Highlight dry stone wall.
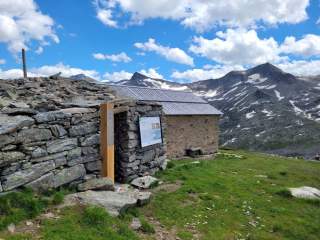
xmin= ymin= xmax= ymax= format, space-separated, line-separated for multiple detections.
xmin=0 ymin=107 xmax=102 ymax=193
xmin=114 ymin=101 xmax=167 ymax=183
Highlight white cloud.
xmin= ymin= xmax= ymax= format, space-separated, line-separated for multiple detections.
xmin=93 ymin=52 xmax=132 ymax=62
xmin=280 ymin=34 xmax=320 ymax=57
xmin=0 ymin=0 xmax=59 ymax=54
xmin=317 ymin=18 xmax=320 ymax=25
xmin=0 ymin=59 xmax=5 ymax=64
xmin=140 ymin=68 xmax=164 ymax=79
xmin=96 ymin=9 xmax=118 ymax=27
xmin=277 ymin=60 xmax=320 ymax=76
xmin=0 ymin=63 xmax=99 ymax=80
xmin=134 ymin=38 xmax=194 ymax=66
xmin=190 ymin=29 xmax=282 ymax=65
xmin=172 ymin=64 xmax=244 ymax=82
xmin=103 ymin=70 xmax=133 ymax=82
xmin=93 ymin=0 xmax=309 ymax=32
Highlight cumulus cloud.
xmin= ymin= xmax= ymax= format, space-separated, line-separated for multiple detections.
xmin=277 ymin=60 xmax=320 ymax=76
xmin=172 ymin=65 xmax=245 ymax=82
xmin=280 ymin=34 xmax=320 ymax=57
xmin=0 ymin=59 xmax=5 ymax=65
xmin=103 ymin=70 xmax=133 ymax=82
xmin=0 ymin=0 xmax=59 ymax=54
xmin=140 ymin=68 xmax=164 ymax=79
xmin=190 ymin=29 xmax=282 ymax=66
xmin=0 ymin=63 xmax=99 ymax=80
xmin=93 ymin=52 xmax=132 ymax=62
xmin=93 ymin=0 xmax=309 ymax=32
xmin=134 ymin=38 xmax=194 ymax=66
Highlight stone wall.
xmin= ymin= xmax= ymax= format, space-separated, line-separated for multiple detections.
xmin=114 ymin=101 xmax=167 ymax=183
xmin=0 ymin=107 xmax=102 ymax=193
xmin=165 ymin=115 xmax=220 ymax=159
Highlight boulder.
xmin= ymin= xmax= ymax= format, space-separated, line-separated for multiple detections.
xmin=50 ymin=125 xmax=67 ymax=137
xmin=47 ymin=138 xmax=78 ymax=154
xmin=289 ymin=186 xmax=320 ymax=200
xmin=25 ymin=172 xmax=54 ymax=192
xmin=2 ymin=161 xmax=55 ymax=191
xmin=0 ymin=114 xmax=34 ymax=135
xmin=69 ymin=122 xmax=98 ymax=137
xmin=77 ymin=177 xmax=114 ymax=192
xmin=0 ymin=134 xmax=16 ymax=149
xmin=80 ymin=134 xmax=100 ymax=146
xmin=53 ymin=164 xmax=86 ymax=188
xmin=0 ymin=151 xmax=25 ymax=167
xmin=85 ymin=160 xmax=101 ymax=172
xmin=131 ymin=176 xmax=159 ymax=189
xmin=34 ymin=110 xmax=72 ymax=123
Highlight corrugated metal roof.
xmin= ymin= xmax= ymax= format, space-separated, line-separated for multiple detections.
xmin=110 ymin=85 xmax=222 ymax=115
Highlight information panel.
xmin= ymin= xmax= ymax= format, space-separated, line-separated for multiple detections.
xmin=139 ymin=116 xmax=162 ymax=147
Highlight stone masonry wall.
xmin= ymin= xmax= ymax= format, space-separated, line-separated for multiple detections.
xmin=165 ymin=115 xmax=220 ymax=159
xmin=114 ymin=101 xmax=167 ymax=183
xmin=0 ymin=107 xmax=102 ymax=193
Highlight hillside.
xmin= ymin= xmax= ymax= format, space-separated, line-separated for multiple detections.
xmin=113 ymin=63 xmax=320 ymax=159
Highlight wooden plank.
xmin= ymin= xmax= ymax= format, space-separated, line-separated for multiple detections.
xmin=100 ymin=103 xmax=114 ymax=182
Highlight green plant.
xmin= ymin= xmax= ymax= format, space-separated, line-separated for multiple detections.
xmin=140 ymin=218 xmax=155 ymax=234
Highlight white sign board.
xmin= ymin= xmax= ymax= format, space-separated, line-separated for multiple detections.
xmin=139 ymin=116 xmax=162 ymax=147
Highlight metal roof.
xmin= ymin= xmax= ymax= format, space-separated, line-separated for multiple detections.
xmin=110 ymin=85 xmax=222 ymax=116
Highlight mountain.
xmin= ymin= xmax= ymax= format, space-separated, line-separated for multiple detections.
xmin=70 ymin=74 xmax=97 ymax=83
xmin=115 ymin=63 xmax=320 ymax=159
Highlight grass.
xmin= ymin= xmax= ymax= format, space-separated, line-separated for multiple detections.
xmin=1 ymin=150 xmax=320 ymax=240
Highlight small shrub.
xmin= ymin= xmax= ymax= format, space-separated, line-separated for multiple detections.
xmin=140 ymin=219 xmax=155 ymax=234
xmin=51 ymin=191 xmax=65 ymax=205
xmin=177 ymin=231 xmax=193 ymax=240
xmin=167 ymin=161 xmax=175 ymax=169
xmin=279 ymin=171 xmax=287 ymax=176
xmin=82 ymin=206 xmax=110 ymax=226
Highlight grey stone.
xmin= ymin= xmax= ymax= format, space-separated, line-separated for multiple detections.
xmin=160 ymin=158 xmax=168 ymax=170
xmin=0 ymin=114 xmax=34 ymax=135
xmin=131 ymin=176 xmax=158 ymax=189
xmin=17 ymin=128 xmax=52 ymax=143
xmin=82 ymin=146 xmax=98 ymax=156
xmin=141 ymin=149 xmax=156 ymax=164
xmin=134 ymin=191 xmax=152 ymax=206
xmin=60 ymin=108 xmax=97 ymax=114
xmin=47 ymin=138 xmax=78 ymax=154
xmin=50 ymin=125 xmax=67 ymax=137
xmin=2 ymin=161 xmax=55 ymax=191
xmin=85 ymin=160 xmax=101 ymax=172
xmin=0 ymin=151 xmax=25 ymax=167
xmin=31 ymin=147 xmax=48 ymax=158
xmin=32 ymin=152 xmax=66 ymax=164
xmin=0 ymin=183 xmax=2 ymax=192
xmin=77 ymin=177 xmax=114 ymax=192
xmin=1 ymin=163 xmax=21 ymax=176
xmin=34 ymin=110 xmax=72 ymax=123
xmin=2 ymin=108 xmax=37 ymax=116
xmin=69 ymin=122 xmax=98 ymax=137
xmin=53 ymin=164 xmax=86 ymax=188
xmin=2 ymin=145 xmax=17 ymax=151
xmin=25 ymin=172 xmax=54 ymax=192
xmin=289 ymin=186 xmax=320 ymax=200
xmin=0 ymin=134 xmax=16 ymax=149
xmin=80 ymin=134 xmax=100 ymax=146
xmin=130 ymin=218 xmax=141 ymax=230
xmin=82 ymin=154 xmax=100 ymax=163
xmin=66 ymin=148 xmax=83 ymax=166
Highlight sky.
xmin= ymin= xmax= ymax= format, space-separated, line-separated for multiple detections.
xmin=0 ymin=0 xmax=319 ymax=82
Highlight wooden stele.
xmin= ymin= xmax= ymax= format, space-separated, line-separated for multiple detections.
xmin=100 ymin=103 xmax=114 ymax=182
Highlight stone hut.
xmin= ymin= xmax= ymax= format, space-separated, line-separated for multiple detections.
xmin=110 ymin=85 xmax=222 ymax=159
xmin=0 ymin=77 xmax=166 ymax=193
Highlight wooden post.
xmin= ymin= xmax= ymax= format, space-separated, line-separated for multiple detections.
xmin=100 ymin=103 xmax=115 ymax=182
xmin=22 ymin=48 xmax=27 ymax=78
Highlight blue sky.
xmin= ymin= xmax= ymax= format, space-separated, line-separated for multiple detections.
xmin=0 ymin=0 xmax=319 ymax=82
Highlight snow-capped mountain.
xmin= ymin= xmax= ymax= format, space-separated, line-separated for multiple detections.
xmin=114 ymin=63 xmax=320 ymax=159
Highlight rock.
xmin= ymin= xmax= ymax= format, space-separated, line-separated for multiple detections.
xmin=289 ymin=186 xmax=320 ymax=200
xmin=60 ymin=108 xmax=97 ymax=114
xmin=25 ymin=172 xmax=54 ymax=191
xmin=17 ymin=128 xmax=52 ymax=143
xmin=0 ymin=134 xmax=16 ymax=149
xmin=47 ymin=138 xmax=78 ymax=154
xmin=66 ymin=190 xmax=137 ymax=216
xmin=0 ymin=151 xmax=25 ymax=167
xmin=31 ymin=147 xmax=48 ymax=158
xmin=130 ymin=218 xmax=142 ymax=230
xmin=160 ymin=158 xmax=168 ymax=170
xmin=82 ymin=146 xmax=98 ymax=156
xmin=32 ymin=152 xmax=65 ymax=164
xmin=69 ymin=122 xmax=98 ymax=137
xmin=85 ymin=160 xmax=101 ymax=172
xmin=34 ymin=110 xmax=72 ymax=123
xmin=2 ymin=107 xmax=37 ymax=116
xmin=80 ymin=134 xmax=100 ymax=146
xmin=50 ymin=125 xmax=67 ymax=137
xmin=141 ymin=149 xmax=156 ymax=163
xmin=77 ymin=177 xmax=114 ymax=192
xmin=0 ymin=183 xmax=2 ymax=192
xmin=0 ymin=114 xmax=34 ymax=135
xmin=131 ymin=176 xmax=158 ymax=189
xmin=2 ymin=161 xmax=55 ymax=191
xmin=7 ymin=223 xmax=15 ymax=233
xmin=66 ymin=148 xmax=82 ymax=166
xmin=53 ymin=164 xmax=86 ymax=188
xmin=133 ymin=191 xmax=152 ymax=206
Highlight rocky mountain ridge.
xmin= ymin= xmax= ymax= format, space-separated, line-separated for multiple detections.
xmin=114 ymin=63 xmax=320 ymax=159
